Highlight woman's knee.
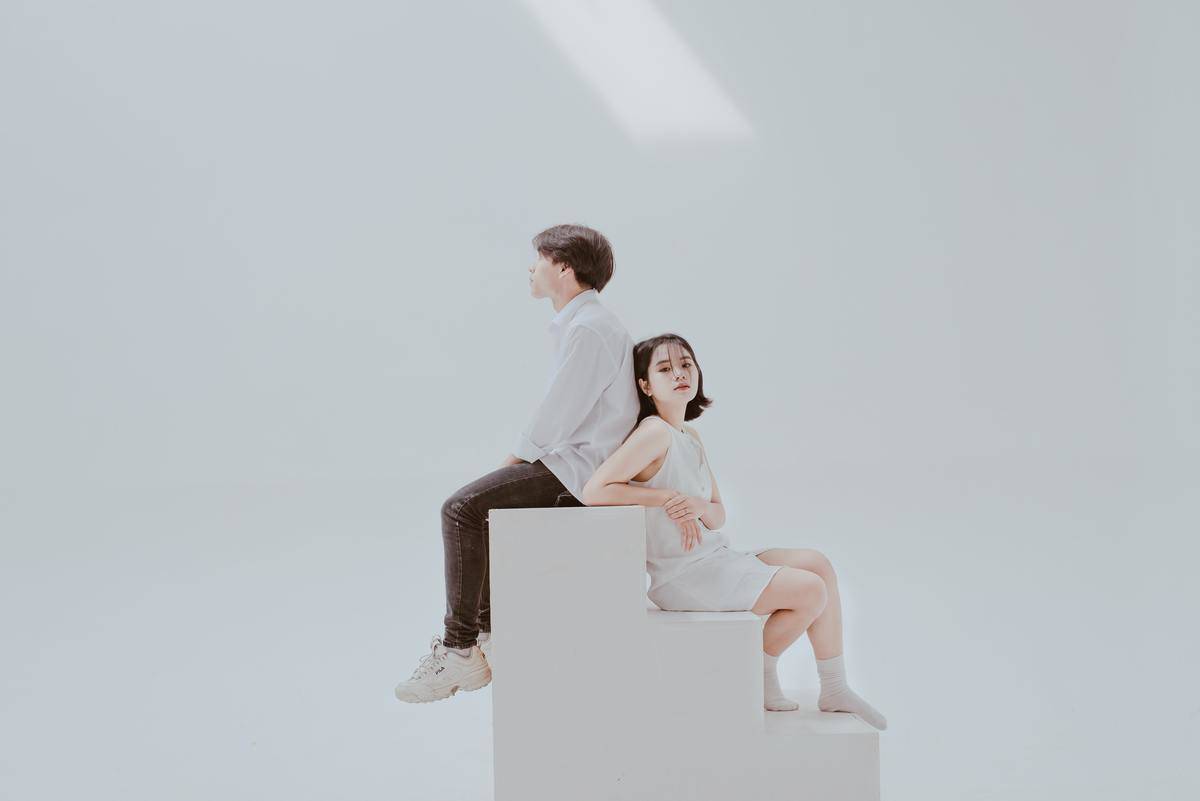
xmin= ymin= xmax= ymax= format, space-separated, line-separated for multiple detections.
xmin=763 ymin=548 xmax=836 ymax=583
xmin=791 ymin=548 xmax=835 ymax=584
xmin=790 ymin=569 xmax=828 ymax=614
xmin=811 ymin=549 xmax=836 ymax=582
xmin=754 ymin=567 xmax=826 ymax=615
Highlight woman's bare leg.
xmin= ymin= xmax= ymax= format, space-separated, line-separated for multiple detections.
xmin=752 ymin=548 xmax=888 ymax=729
xmin=755 ymin=548 xmax=842 ymax=659
xmin=749 ymin=567 xmax=828 ymax=711
xmin=750 ymin=566 xmax=828 ymax=656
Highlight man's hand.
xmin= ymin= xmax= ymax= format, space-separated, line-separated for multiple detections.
xmin=500 ymin=453 xmax=526 ymax=468
xmin=664 ymin=493 xmax=708 ymax=523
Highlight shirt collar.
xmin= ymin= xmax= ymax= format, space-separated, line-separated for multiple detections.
xmin=547 ymin=288 xmax=598 ymax=334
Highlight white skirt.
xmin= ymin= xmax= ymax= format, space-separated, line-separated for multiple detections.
xmin=647 ymin=546 xmax=782 ymax=612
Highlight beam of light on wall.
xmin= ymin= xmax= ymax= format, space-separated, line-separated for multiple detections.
xmin=517 ymin=0 xmax=754 ymax=143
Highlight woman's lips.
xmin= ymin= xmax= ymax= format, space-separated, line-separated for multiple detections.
xmin=674 ymin=385 xmax=690 ymax=391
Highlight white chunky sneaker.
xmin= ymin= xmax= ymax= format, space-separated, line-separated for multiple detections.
xmin=394 ymin=636 xmax=492 ymax=703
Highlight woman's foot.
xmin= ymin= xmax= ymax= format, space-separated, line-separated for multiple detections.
xmin=816 ymin=654 xmax=887 ymax=730
xmin=763 ymin=652 xmax=799 ymax=711
xmin=818 ymin=686 xmax=887 ymax=730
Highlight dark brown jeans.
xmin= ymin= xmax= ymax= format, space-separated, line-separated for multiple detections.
xmin=441 ymin=460 xmax=582 ymax=649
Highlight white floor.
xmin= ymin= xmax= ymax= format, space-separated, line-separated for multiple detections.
xmin=2 ymin=464 xmax=1197 ymax=800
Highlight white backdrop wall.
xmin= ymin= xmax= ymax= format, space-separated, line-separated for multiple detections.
xmin=2 ymin=2 xmax=1197 ymax=800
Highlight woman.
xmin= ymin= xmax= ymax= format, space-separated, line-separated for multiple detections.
xmin=581 ymin=334 xmax=886 ymax=729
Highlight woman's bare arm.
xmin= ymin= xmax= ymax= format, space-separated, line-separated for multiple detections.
xmin=699 ymin=465 xmax=726 ymax=529
xmin=581 ymin=421 xmax=675 ymax=508
xmin=685 ymin=425 xmax=726 ymax=530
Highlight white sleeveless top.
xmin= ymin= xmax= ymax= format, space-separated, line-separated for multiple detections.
xmin=629 ymin=416 xmax=731 ymax=592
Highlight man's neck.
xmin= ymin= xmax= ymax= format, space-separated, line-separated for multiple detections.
xmin=551 ymin=286 xmax=588 ymax=313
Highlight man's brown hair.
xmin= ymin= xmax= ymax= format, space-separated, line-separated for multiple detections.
xmin=531 ymin=224 xmax=615 ymax=292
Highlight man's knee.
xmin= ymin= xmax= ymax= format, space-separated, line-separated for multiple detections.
xmin=441 ymin=491 xmax=471 ymax=522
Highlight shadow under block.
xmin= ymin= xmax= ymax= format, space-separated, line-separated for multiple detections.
xmin=489 ymin=506 xmax=879 ymax=801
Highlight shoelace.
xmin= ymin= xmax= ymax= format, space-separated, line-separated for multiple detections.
xmin=409 ymin=636 xmax=449 ymax=680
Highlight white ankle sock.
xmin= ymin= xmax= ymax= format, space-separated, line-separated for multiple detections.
xmin=448 ymin=645 xmax=472 ymax=657
xmin=816 ymin=654 xmax=887 ymax=730
xmin=763 ymin=652 xmax=799 ymax=711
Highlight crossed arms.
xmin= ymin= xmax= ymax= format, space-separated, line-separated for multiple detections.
xmin=582 ymin=418 xmax=726 ymax=551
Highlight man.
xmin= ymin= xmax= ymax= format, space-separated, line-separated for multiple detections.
xmin=395 ymin=224 xmax=639 ymax=703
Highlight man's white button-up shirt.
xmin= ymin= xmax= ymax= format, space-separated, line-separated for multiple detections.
xmin=513 ymin=289 xmax=639 ymax=501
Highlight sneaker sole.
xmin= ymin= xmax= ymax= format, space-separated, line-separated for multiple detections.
xmin=394 ymin=666 xmax=492 ymax=703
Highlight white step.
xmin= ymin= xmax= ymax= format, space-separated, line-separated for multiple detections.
xmin=489 ymin=506 xmax=879 ymax=801
xmin=645 ymin=609 xmax=765 ymax=730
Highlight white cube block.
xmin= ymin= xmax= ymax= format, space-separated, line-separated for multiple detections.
xmin=489 ymin=506 xmax=879 ymax=801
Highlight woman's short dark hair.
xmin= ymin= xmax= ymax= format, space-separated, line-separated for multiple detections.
xmin=531 ymin=224 xmax=615 ymax=292
xmin=632 ymin=333 xmax=714 ymax=426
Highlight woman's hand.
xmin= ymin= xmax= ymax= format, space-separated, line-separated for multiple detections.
xmin=664 ymin=493 xmax=709 ymax=552
xmin=664 ymin=493 xmax=708 ymax=523
xmin=675 ymin=517 xmax=703 ymax=552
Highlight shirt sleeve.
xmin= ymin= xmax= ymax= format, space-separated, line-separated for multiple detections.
xmin=513 ymin=326 xmax=617 ymax=463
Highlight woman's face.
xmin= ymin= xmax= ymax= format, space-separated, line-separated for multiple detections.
xmin=640 ymin=342 xmax=698 ymax=405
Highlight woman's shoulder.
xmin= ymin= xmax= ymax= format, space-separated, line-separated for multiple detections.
xmin=633 ymin=415 xmax=675 ymax=443
xmin=636 ymin=416 xmax=703 ymax=443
